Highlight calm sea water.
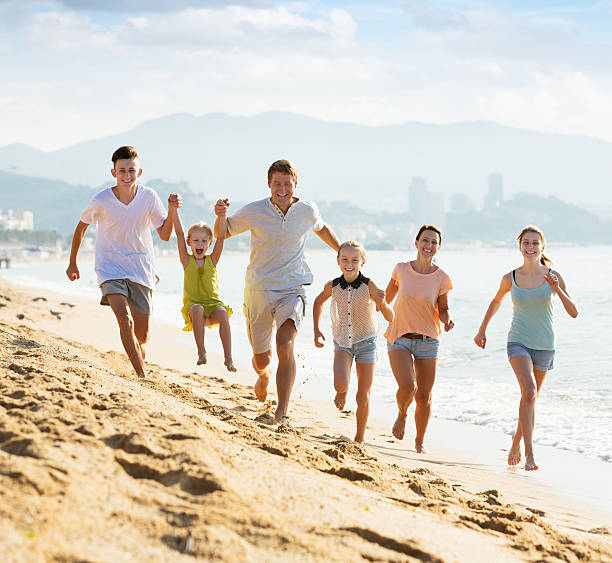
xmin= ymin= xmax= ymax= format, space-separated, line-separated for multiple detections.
xmin=3 ymin=245 xmax=611 ymax=462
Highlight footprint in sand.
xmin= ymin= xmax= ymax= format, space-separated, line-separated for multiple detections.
xmin=32 ymin=297 xmax=47 ymax=302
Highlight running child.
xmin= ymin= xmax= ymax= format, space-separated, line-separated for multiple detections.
xmin=66 ymin=145 xmax=180 ymax=377
xmin=313 ymin=241 xmax=394 ymax=443
xmin=174 ymin=207 xmax=235 ymax=371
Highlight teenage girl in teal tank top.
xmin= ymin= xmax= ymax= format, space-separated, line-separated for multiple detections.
xmin=173 ymin=209 xmax=236 ymax=372
xmin=474 ymin=226 xmax=578 ymax=472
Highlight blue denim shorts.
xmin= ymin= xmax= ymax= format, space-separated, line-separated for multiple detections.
xmin=387 ymin=335 xmax=439 ymax=359
xmin=334 ymin=336 xmax=377 ymax=364
xmin=507 ymin=342 xmax=555 ymax=371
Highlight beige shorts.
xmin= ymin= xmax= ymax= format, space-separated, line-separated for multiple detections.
xmin=100 ymin=279 xmax=152 ymax=315
xmin=243 ymin=287 xmax=306 ymax=354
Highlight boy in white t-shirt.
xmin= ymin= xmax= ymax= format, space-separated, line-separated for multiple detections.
xmin=66 ymin=146 xmax=181 ymax=377
xmin=213 ymin=159 xmax=340 ymax=423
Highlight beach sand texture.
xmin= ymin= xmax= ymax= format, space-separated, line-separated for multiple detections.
xmin=0 ymin=279 xmax=610 ymax=562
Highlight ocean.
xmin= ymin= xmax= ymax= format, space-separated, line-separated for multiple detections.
xmin=3 ymin=244 xmax=611 ymax=463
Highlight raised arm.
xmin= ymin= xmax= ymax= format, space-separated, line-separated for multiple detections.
xmin=213 ymin=198 xmax=231 ymax=239
xmin=157 ymin=193 xmax=182 ymax=241
xmin=314 ymin=224 xmax=340 ymax=252
xmin=474 ymin=273 xmax=512 ymax=349
xmin=313 ymin=281 xmax=333 ymax=348
xmin=437 ymin=292 xmax=454 ymax=332
xmin=173 ymin=209 xmax=190 ymax=269
xmin=546 ymin=270 xmax=578 ymax=318
xmin=66 ymin=221 xmax=89 ymax=281
xmin=210 ymin=214 xmax=227 ymax=266
xmin=368 ymin=280 xmax=394 ymax=322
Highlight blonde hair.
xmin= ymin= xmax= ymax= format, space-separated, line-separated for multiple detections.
xmin=337 ymin=240 xmax=366 ymax=260
xmin=517 ymin=225 xmax=552 ymax=267
xmin=186 ymin=222 xmax=213 ymax=244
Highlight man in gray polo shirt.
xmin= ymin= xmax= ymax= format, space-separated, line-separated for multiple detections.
xmin=214 ymin=159 xmax=340 ymax=423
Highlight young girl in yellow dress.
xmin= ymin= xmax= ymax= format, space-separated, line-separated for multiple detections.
xmin=173 ymin=207 xmax=235 ymax=371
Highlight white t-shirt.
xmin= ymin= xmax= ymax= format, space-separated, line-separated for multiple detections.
xmin=227 ymin=197 xmax=325 ymax=290
xmin=80 ymin=185 xmax=167 ymax=289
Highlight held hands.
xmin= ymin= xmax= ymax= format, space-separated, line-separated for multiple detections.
xmin=372 ymin=287 xmax=386 ymax=305
xmin=314 ymin=329 xmax=326 ymax=348
xmin=215 ymin=198 xmax=230 ymax=217
xmin=168 ymin=193 xmax=182 ymax=209
xmin=544 ymin=272 xmax=559 ymax=291
xmin=66 ymin=264 xmax=79 ymax=281
xmin=444 ymin=319 xmax=455 ymax=332
xmin=474 ymin=329 xmax=486 ymax=349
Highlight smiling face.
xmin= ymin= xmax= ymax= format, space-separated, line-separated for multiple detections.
xmin=415 ymin=229 xmax=440 ymax=259
xmin=519 ymin=230 xmax=543 ymax=261
xmin=337 ymin=247 xmax=365 ymax=281
xmin=111 ymin=157 xmax=142 ymax=189
xmin=187 ymin=228 xmax=212 ymax=259
xmin=268 ymin=171 xmax=296 ymax=212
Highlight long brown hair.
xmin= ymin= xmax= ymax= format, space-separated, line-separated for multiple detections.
xmin=517 ymin=225 xmax=552 ymax=267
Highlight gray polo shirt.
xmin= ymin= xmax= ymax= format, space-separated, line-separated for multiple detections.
xmin=227 ymin=197 xmax=325 ymax=290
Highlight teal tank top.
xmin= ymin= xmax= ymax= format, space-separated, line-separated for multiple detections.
xmin=507 ymin=270 xmax=555 ymax=351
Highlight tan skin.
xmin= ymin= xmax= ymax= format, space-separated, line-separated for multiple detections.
xmin=384 ymin=229 xmax=454 ymax=453
xmin=66 ymin=157 xmax=181 ymax=377
xmin=213 ymin=171 xmax=340 ymax=422
xmin=313 ymin=247 xmax=394 ymax=442
xmin=174 ymin=210 xmax=236 ymax=372
xmin=474 ymin=231 xmax=577 ymax=471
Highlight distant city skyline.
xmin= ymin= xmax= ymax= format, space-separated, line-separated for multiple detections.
xmin=3 ymin=1 xmax=612 ymax=150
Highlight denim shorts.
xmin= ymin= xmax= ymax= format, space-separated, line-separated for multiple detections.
xmin=334 ymin=336 xmax=377 ymax=364
xmin=507 ymin=342 xmax=555 ymax=371
xmin=387 ymin=335 xmax=439 ymax=359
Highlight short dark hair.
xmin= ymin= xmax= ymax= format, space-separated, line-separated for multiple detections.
xmin=415 ymin=224 xmax=442 ymax=245
xmin=112 ymin=146 xmax=139 ymax=165
xmin=268 ymin=159 xmax=297 ymax=183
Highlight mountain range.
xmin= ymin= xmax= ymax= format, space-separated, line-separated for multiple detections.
xmin=1 ymin=112 xmax=611 ymax=210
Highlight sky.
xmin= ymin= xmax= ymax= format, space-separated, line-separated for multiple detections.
xmin=3 ymin=0 xmax=612 ymax=150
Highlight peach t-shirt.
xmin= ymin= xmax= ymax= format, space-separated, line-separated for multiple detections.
xmin=384 ymin=262 xmax=453 ymax=343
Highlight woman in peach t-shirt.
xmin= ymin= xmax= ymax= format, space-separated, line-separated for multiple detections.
xmin=384 ymin=225 xmax=454 ymax=452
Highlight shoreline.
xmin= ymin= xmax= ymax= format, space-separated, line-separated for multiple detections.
xmin=1 ymin=277 xmax=611 ymax=529
xmin=1 ymin=277 xmax=610 ymax=560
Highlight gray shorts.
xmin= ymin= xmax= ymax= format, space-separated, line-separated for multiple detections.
xmin=100 ymin=279 xmax=152 ymax=315
xmin=507 ymin=342 xmax=554 ymax=371
xmin=243 ymin=287 xmax=306 ymax=355
xmin=387 ymin=335 xmax=439 ymax=359
xmin=334 ymin=336 xmax=377 ymax=364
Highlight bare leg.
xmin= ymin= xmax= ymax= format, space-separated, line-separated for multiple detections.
xmin=388 ymin=349 xmax=416 ymax=440
xmin=509 ymin=356 xmax=541 ymax=471
xmin=508 ymin=368 xmax=547 ymax=467
xmin=252 ymin=351 xmax=272 ymax=402
xmin=333 ymin=350 xmax=352 ymax=411
xmin=413 ymin=358 xmax=437 ymax=453
xmin=354 ymin=362 xmax=374 ymax=443
xmin=274 ymin=319 xmax=297 ymax=422
xmin=107 ymin=294 xmax=146 ymax=377
xmin=189 ymin=305 xmax=207 ymax=364
xmin=210 ymin=307 xmax=236 ymax=372
xmin=130 ymin=306 xmax=150 ymax=362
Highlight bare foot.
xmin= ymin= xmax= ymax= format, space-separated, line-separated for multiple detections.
xmin=224 ymin=357 xmax=237 ymax=372
xmin=334 ymin=391 xmax=347 ymax=411
xmin=197 ymin=353 xmax=207 ymax=365
xmin=391 ymin=414 xmax=407 ymax=440
xmin=275 ymin=414 xmax=291 ymax=426
xmin=524 ymin=452 xmax=539 ymax=471
xmin=139 ymin=343 xmax=146 ymax=361
xmin=354 ymin=434 xmax=365 ymax=444
xmin=254 ymin=375 xmax=269 ymax=402
xmin=508 ymin=443 xmax=522 ymax=466
xmin=415 ymin=441 xmax=427 ymax=454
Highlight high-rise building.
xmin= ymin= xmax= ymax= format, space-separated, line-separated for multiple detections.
xmin=484 ymin=173 xmax=503 ymax=212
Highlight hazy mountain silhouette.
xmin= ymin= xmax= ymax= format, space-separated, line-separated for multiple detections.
xmin=1 ymin=112 xmax=610 ymax=208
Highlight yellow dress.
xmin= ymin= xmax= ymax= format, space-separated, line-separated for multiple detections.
xmin=181 ymin=255 xmax=232 ymax=331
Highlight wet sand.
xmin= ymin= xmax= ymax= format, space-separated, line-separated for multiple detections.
xmin=0 ymin=279 xmax=610 ymax=562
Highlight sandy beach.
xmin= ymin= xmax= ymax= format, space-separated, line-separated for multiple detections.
xmin=0 ymin=278 xmax=610 ymax=562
